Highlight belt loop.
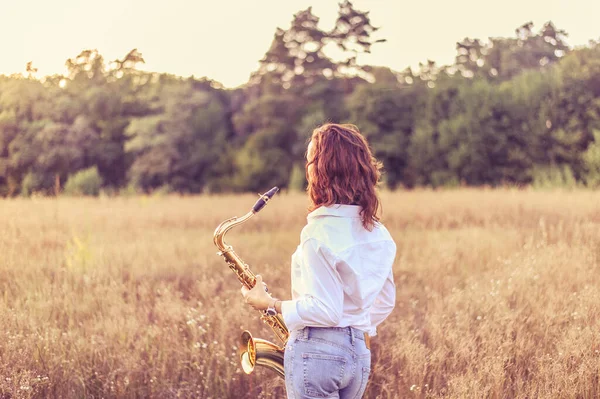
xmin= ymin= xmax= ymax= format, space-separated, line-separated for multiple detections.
xmin=305 ymin=327 xmax=310 ymax=340
xmin=349 ymin=327 xmax=354 ymax=345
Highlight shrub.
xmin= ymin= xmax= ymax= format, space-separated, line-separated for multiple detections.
xmin=20 ymin=172 xmax=44 ymax=197
xmin=582 ymin=130 xmax=600 ymax=187
xmin=532 ymin=164 xmax=578 ymax=189
xmin=64 ymin=167 xmax=103 ymax=196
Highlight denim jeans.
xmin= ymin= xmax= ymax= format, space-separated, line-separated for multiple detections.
xmin=284 ymin=327 xmax=371 ymax=399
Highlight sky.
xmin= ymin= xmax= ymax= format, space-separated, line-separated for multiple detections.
xmin=1 ymin=0 xmax=598 ymax=88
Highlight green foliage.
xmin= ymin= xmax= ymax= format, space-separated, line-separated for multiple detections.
xmin=1 ymin=8 xmax=600 ymax=195
xmin=348 ymin=78 xmax=424 ymax=188
xmin=582 ymin=130 xmax=600 ymax=187
xmin=532 ymin=165 xmax=578 ymax=189
xmin=64 ymin=167 xmax=103 ymax=196
xmin=151 ymin=184 xmax=174 ymax=197
xmin=454 ymin=22 xmax=570 ymax=81
xmin=125 ymin=77 xmax=231 ymax=193
xmin=20 ymin=172 xmax=43 ymax=196
xmin=250 ymin=1 xmax=383 ymax=93
xmin=232 ymin=130 xmax=293 ymax=192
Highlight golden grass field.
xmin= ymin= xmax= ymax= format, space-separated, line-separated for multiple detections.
xmin=1 ymin=189 xmax=599 ymax=398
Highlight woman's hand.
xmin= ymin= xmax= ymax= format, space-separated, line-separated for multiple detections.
xmin=240 ymin=275 xmax=273 ymax=311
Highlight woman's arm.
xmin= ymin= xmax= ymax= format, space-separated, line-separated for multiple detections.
xmin=279 ymin=238 xmax=344 ymax=330
xmin=368 ymin=270 xmax=396 ymax=336
xmin=241 ymin=238 xmax=344 ymax=331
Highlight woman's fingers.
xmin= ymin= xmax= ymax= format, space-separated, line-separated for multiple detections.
xmin=255 ymin=274 xmax=269 ymax=291
xmin=241 ymin=275 xmax=272 ymax=309
xmin=255 ymin=275 xmax=263 ymax=288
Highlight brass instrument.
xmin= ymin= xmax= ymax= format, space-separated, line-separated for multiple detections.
xmin=213 ymin=187 xmax=288 ymax=377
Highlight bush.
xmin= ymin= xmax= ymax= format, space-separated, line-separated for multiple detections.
xmin=582 ymin=130 xmax=600 ymax=188
xmin=119 ymin=181 xmax=142 ymax=197
xmin=64 ymin=167 xmax=103 ymax=196
xmin=532 ymin=164 xmax=578 ymax=189
xmin=20 ymin=172 xmax=44 ymax=197
xmin=151 ymin=184 xmax=174 ymax=197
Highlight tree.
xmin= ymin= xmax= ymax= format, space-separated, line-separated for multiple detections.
xmin=348 ymin=70 xmax=425 ymax=187
xmin=454 ymin=22 xmax=570 ymax=80
xmin=3 ymin=14 xmax=600 ymax=195
xmin=235 ymin=1 xmax=386 ymax=190
xmin=250 ymin=1 xmax=384 ymax=93
xmin=126 ymin=76 xmax=232 ymax=193
xmin=62 ymin=49 xmax=150 ymax=188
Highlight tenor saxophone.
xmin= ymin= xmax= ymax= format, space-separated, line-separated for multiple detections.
xmin=213 ymin=187 xmax=288 ymax=377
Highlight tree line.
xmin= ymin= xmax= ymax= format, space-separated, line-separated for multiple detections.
xmin=1 ymin=1 xmax=599 ymax=196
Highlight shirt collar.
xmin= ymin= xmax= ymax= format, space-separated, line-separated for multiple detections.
xmin=307 ymin=204 xmax=362 ymax=220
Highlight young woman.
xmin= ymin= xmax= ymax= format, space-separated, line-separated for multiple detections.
xmin=242 ymin=123 xmax=396 ymax=399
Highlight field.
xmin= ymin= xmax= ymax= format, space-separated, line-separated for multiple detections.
xmin=0 ymin=189 xmax=599 ymax=398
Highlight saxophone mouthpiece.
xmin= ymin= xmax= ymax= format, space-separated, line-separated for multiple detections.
xmin=252 ymin=187 xmax=279 ymax=213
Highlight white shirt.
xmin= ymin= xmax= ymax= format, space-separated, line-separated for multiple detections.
xmin=281 ymin=204 xmax=396 ymax=337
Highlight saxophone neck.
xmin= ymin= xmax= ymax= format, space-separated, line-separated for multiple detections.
xmin=213 ymin=211 xmax=255 ymax=252
xmin=213 ymin=187 xmax=280 ymax=252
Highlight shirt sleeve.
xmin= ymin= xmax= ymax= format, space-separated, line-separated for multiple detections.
xmin=367 ymin=269 xmax=396 ymax=337
xmin=280 ymin=238 xmax=344 ymax=331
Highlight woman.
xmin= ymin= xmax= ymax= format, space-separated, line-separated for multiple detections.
xmin=242 ymin=123 xmax=396 ymax=399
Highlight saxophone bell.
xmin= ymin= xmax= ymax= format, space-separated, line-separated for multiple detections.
xmin=240 ymin=330 xmax=285 ymax=377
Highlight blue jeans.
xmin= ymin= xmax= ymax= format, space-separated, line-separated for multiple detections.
xmin=284 ymin=327 xmax=371 ymax=399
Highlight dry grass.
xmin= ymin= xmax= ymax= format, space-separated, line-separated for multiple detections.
xmin=0 ymin=189 xmax=599 ymax=398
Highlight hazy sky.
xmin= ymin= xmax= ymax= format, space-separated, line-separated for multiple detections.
xmin=1 ymin=0 xmax=598 ymax=87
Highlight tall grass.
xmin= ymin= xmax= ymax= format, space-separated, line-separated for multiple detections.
xmin=0 ymin=189 xmax=599 ymax=398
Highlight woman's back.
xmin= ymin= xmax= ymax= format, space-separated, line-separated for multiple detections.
xmin=292 ymin=204 xmax=396 ymax=335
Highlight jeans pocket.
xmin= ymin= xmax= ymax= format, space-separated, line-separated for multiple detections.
xmin=302 ymin=352 xmax=346 ymax=397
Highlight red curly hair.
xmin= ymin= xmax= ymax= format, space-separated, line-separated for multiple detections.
xmin=306 ymin=123 xmax=383 ymax=230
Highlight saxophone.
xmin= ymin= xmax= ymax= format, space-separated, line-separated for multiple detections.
xmin=213 ymin=187 xmax=288 ymax=377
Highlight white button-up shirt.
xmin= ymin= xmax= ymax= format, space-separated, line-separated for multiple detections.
xmin=281 ymin=205 xmax=396 ymax=336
